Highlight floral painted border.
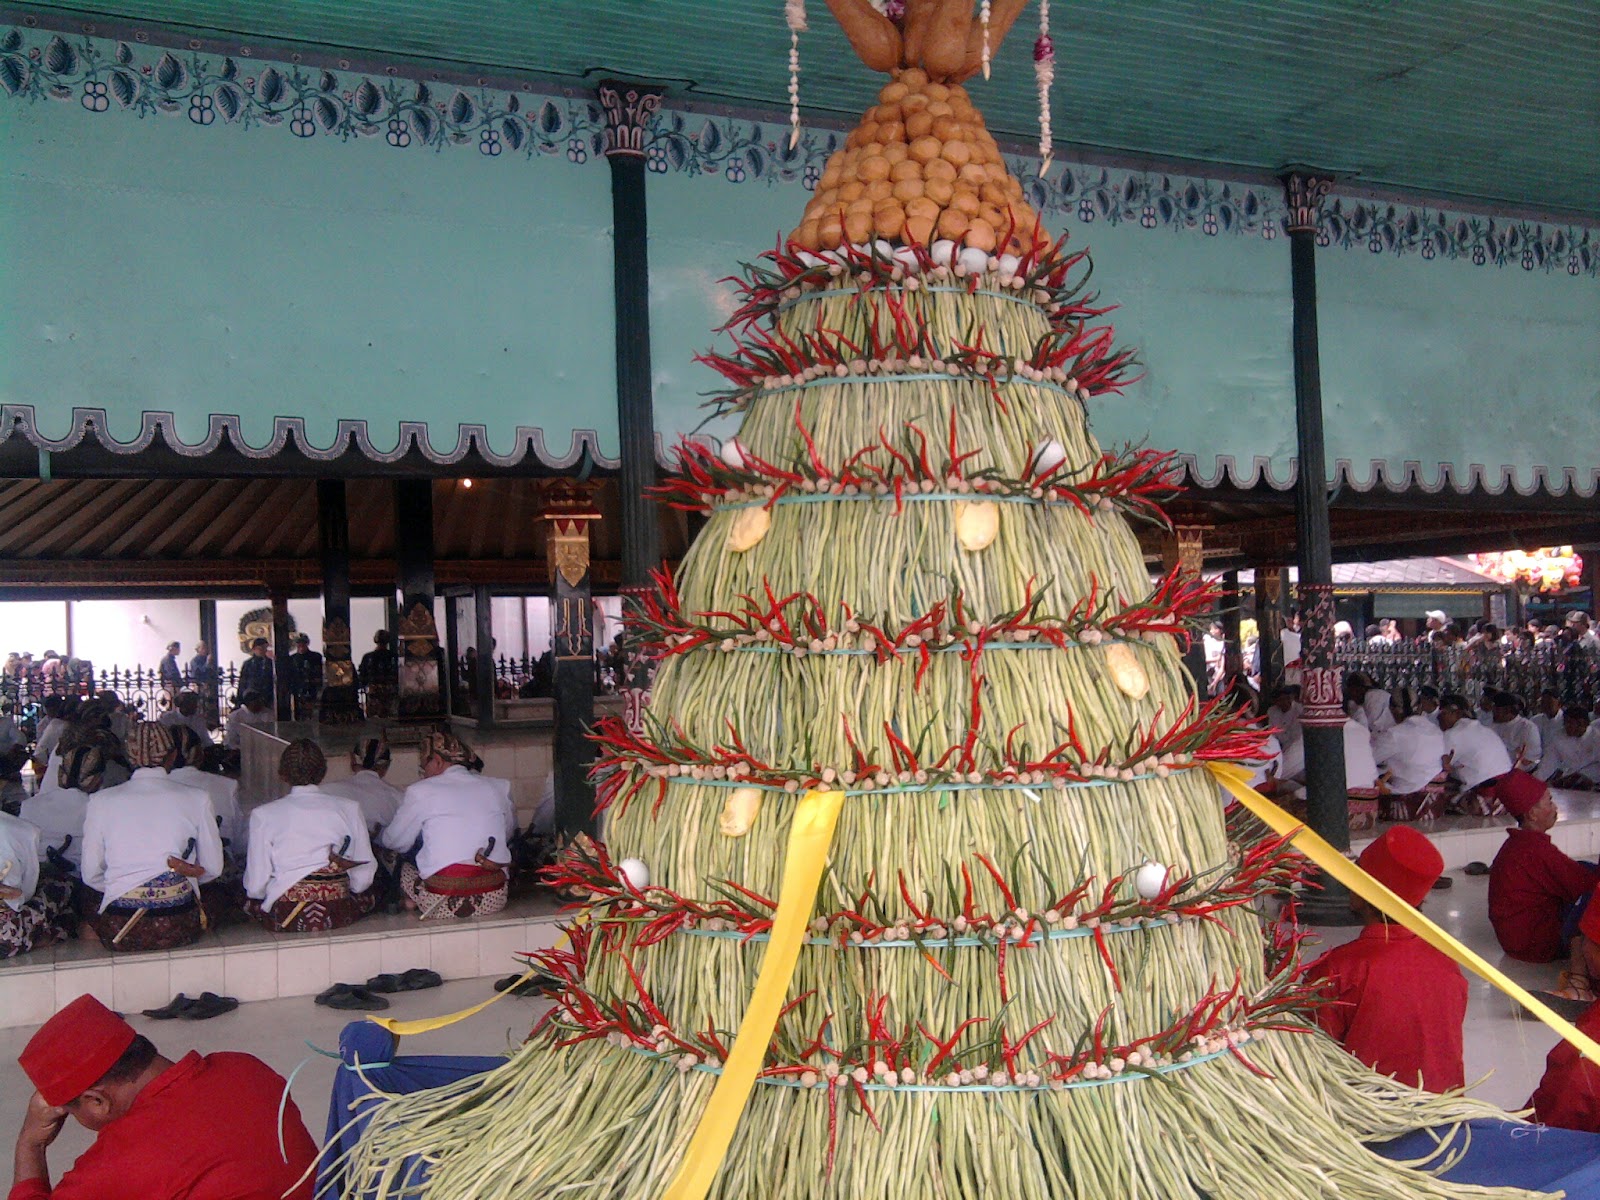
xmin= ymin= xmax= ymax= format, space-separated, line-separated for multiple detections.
xmin=1 ymin=24 xmax=1596 ymax=277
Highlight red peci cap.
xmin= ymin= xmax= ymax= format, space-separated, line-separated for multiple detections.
xmin=1356 ymin=825 xmax=1444 ymax=908
xmin=19 ymin=995 xmax=137 ymax=1107
xmin=1488 ymin=770 xmax=1548 ymax=820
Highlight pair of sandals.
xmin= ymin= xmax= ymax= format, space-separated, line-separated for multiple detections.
xmin=315 ymin=969 xmax=443 ymax=1012
xmin=143 ymin=992 xmax=240 ymax=1020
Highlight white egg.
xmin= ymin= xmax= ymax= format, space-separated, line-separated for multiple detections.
xmin=720 ymin=438 xmax=747 ymax=469
xmin=892 ymin=246 xmax=921 ymax=274
xmin=1134 ymin=860 xmax=1169 ymax=900
xmin=957 ymin=246 xmax=990 ymax=276
xmin=871 ymin=239 xmax=895 ymax=261
xmin=998 ymin=253 xmax=1021 ymax=277
xmin=619 ymin=858 xmax=651 ymax=891
xmin=1030 ymin=439 xmax=1067 ymax=475
xmin=795 ymin=250 xmax=823 ymax=268
xmin=930 ymin=239 xmax=957 ymax=267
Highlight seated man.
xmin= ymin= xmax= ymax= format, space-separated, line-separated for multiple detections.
xmin=222 ymin=692 xmax=274 ymax=755
xmin=79 ymin=723 xmax=224 ymax=953
xmin=165 ymin=727 xmax=245 ymax=852
xmin=11 ymin=995 xmax=316 ymax=1199
xmin=1437 ymin=693 xmax=1513 ymax=812
xmin=1530 ymin=889 xmax=1600 ymax=1131
xmin=19 ymin=746 xmax=107 ymax=874
xmin=1487 ymin=691 xmax=1542 ymax=769
xmin=243 ymin=739 xmax=376 ymax=933
xmin=1344 ymin=672 xmax=1395 ymax=735
xmin=323 ymin=738 xmax=403 ymax=835
xmin=0 ymin=811 xmax=74 ymax=959
xmin=380 ymin=731 xmax=516 ymax=920
xmin=1487 ymin=770 xmax=1600 ymax=966
xmin=156 ymin=692 xmax=210 ymax=744
xmin=1305 ymin=826 xmax=1465 ymax=1093
xmin=1371 ymin=687 xmax=1449 ymax=821
xmin=1537 ymin=706 xmax=1600 ymax=789
xmin=1532 ymin=688 xmax=1567 ymax=749
xmin=1263 ymin=685 xmax=1303 ymax=748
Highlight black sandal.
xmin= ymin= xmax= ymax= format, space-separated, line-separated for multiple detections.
xmin=143 ymin=993 xmax=198 ymax=1020
xmin=180 ymin=992 xmax=239 ymax=1020
xmin=316 ymin=984 xmax=391 ymax=1011
xmin=399 ymin=968 xmax=442 ymax=991
xmin=363 ymin=974 xmax=404 ymax=994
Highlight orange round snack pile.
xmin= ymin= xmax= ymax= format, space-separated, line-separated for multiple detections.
xmin=791 ymin=68 xmax=1048 ymax=256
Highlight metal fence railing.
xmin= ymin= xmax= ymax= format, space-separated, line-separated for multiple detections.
xmin=0 ymin=665 xmax=244 ymax=730
xmin=1332 ymin=641 xmax=1600 ymax=711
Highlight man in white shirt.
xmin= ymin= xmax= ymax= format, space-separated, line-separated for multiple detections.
xmin=166 ymin=726 xmax=246 ymax=854
xmin=1263 ymin=686 xmax=1303 ymax=748
xmin=1537 ymin=707 xmax=1600 ymax=789
xmin=0 ymin=810 xmax=75 ymax=958
xmin=1344 ymin=673 xmax=1395 ymax=735
xmin=1417 ymin=686 xmax=1443 ymax=726
xmin=1437 ymin=693 xmax=1513 ymax=807
xmin=19 ymin=744 xmax=107 ymax=872
xmin=1532 ymin=689 xmax=1566 ymax=749
xmin=1488 ymin=691 xmax=1543 ymax=769
xmin=1280 ymin=611 xmax=1303 ymax=687
xmin=243 ymin=739 xmax=376 ymax=933
xmin=79 ymin=722 xmax=224 ymax=953
xmin=223 ymin=693 xmax=275 ymax=751
xmin=323 ymin=738 xmax=403 ymax=835
xmin=1568 ymin=611 xmax=1600 ymax=651
xmin=29 ymin=697 xmax=67 ymax=780
xmin=380 ymin=731 xmax=515 ymax=920
xmin=158 ymin=692 xmax=211 ymax=744
xmin=1343 ymin=719 xmax=1380 ymax=793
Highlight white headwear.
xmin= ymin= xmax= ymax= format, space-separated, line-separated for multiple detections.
xmin=1333 ymin=620 xmax=1353 ymax=638
xmin=1424 ymin=610 xmax=1448 ymax=625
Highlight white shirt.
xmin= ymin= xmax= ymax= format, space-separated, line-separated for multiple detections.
xmin=1264 ymin=701 xmax=1303 ymax=747
xmin=1442 ymin=721 xmax=1514 ymax=791
xmin=1343 ymin=720 xmax=1380 ymax=791
xmin=242 ymin=785 xmax=376 ymax=909
xmin=168 ymin=766 xmax=245 ymax=851
xmin=33 ymin=718 xmax=65 ymax=763
xmin=80 ymin=768 xmax=224 ymax=912
xmin=324 ymin=771 xmax=404 ymax=834
xmin=19 ymin=787 xmax=91 ymax=868
xmin=1533 ymin=711 xmax=1567 ymax=748
xmin=1280 ymin=628 xmax=1302 ymax=664
xmin=1350 ymin=689 xmax=1395 ymax=734
xmin=0 ymin=715 xmax=20 ymax=754
xmin=32 ymin=749 xmax=64 ymax=797
xmin=0 ymin=812 xmax=41 ymax=911
xmin=380 ymin=765 xmax=516 ymax=882
xmin=159 ymin=709 xmax=212 ymax=741
xmin=223 ymin=706 xmax=275 ymax=750
xmin=1537 ymin=728 xmax=1600 ymax=785
xmin=1490 ymin=715 xmax=1542 ymax=768
xmin=1244 ymin=733 xmax=1283 ymax=789
xmin=1372 ymin=716 xmax=1448 ymax=795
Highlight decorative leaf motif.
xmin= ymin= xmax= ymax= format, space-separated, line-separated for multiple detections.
xmin=108 ymin=67 xmax=138 ymax=107
xmin=319 ymin=70 xmax=337 ymax=93
xmin=665 ymin=134 xmax=690 ymax=171
xmin=43 ymin=35 xmax=76 ymax=75
xmin=414 ymin=81 xmax=430 ymax=107
xmin=409 ymin=107 xmax=435 ymax=143
xmin=154 ymin=52 xmax=185 ymax=91
xmin=213 ymin=83 xmax=242 ymax=122
xmin=537 ymin=100 xmax=563 ymax=136
xmin=220 ymin=56 xmax=238 ymax=81
xmin=697 ymin=121 xmax=723 ymax=155
xmin=0 ymin=55 xmax=27 ymax=97
xmin=257 ymin=66 xmax=285 ymax=105
xmin=353 ymin=79 xmax=382 ymax=117
xmin=449 ymin=90 xmax=473 ymax=125
xmin=506 ymin=93 xmax=519 ymax=114
xmin=0 ymin=30 xmax=21 ymax=54
xmin=114 ymin=40 xmax=131 ymax=64
xmin=743 ymin=146 xmax=765 ymax=178
xmin=313 ymin=95 xmax=339 ymax=131
xmin=501 ymin=116 xmax=524 ymax=151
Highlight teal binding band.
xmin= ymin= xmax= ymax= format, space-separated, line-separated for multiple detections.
xmin=772 ymin=283 xmax=1043 ymax=318
xmin=682 ymin=915 xmax=1184 ymax=949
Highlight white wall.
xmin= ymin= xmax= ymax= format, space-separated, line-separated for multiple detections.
xmin=70 ymin=598 xmax=199 ymax=670
xmin=0 ymin=602 xmax=69 ymax=657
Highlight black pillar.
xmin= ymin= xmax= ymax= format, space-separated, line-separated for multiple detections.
xmin=1220 ymin=569 xmax=1243 ymax=680
xmin=474 ymin=584 xmax=497 ymax=728
xmin=197 ymin=599 xmax=219 ymax=725
xmin=544 ymin=483 xmax=601 ymax=839
xmin=394 ymin=479 xmax=444 ymax=721
xmin=599 ymin=80 xmax=666 ymax=599
xmin=1282 ymin=169 xmax=1355 ymax=923
xmin=317 ymin=479 xmax=361 ymax=723
xmin=268 ymin=584 xmax=293 ymax=722
xmin=1253 ymin=565 xmax=1286 ymax=694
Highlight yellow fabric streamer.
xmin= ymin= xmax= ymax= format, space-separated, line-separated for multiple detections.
xmin=662 ymin=789 xmax=847 ymax=1200
xmin=1207 ymin=760 xmax=1600 ymax=1069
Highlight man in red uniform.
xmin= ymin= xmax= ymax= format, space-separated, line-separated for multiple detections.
xmin=9 ymin=995 xmax=317 ymax=1200
xmin=1529 ymin=889 xmax=1600 ymax=1131
xmin=1486 ymin=769 xmax=1600 ymax=965
xmin=1304 ymin=825 xmax=1467 ymax=1092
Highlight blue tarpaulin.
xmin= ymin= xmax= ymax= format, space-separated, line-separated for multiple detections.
xmin=320 ymin=1022 xmax=1600 ymax=1198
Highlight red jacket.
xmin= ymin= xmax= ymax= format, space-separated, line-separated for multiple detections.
xmin=9 ymin=1051 xmax=316 ymax=1200
xmin=1305 ymin=924 xmax=1467 ymax=1092
xmin=1487 ymin=827 xmax=1600 ymax=962
xmin=1530 ymin=1001 xmax=1600 ymax=1132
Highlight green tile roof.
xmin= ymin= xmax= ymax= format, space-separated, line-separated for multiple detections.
xmin=14 ymin=0 xmax=1600 ymax=217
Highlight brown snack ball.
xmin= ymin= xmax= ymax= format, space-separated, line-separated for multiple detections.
xmin=942 ymin=140 xmax=972 ymax=168
xmin=878 ymin=120 xmax=905 ymax=145
xmin=909 ymin=136 xmax=944 ymax=164
xmin=901 ymin=91 xmax=930 ymax=113
xmin=815 ymin=188 xmax=840 ymax=212
xmin=858 ymin=155 xmax=892 ymax=182
xmin=865 ymin=178 xmax=894 ymax=201
xmin=925 ymin=82 xmax=950 ymax=102
xmin=980 ymin=181 xmax=1012 ymax=207
xmin=892 ymin=177 xmax=925 ymax=202
xmin=905 ymin=213 xmax=936 ymax=245
xmin=937 ymin=208 xmax=970 ymax=240
xmin=978 ymin=203 xmax=1007 ymax=231
xmin=840 ymin=180 xmax=866 ymax=203
xmin=905 ymin=110 xmax=935 ymax=138
xmin=958 ymin=162 xmax=991 ymax=186
xmin=879 ymin=81 xmax=910 ymax=105
xmin=846 ymin=128 xmax=864 ymax=150
xmin=882 ymin=142 xmax=909 ymax=165
xmin=844 ymin=209 xmax=872 ymax=243
xmin=856 ymin=122 xmax=881 ymax=146
xmin=965 ymin=218 xmax=997 ymax=252
xmin=951 ymin=189 xmax=982 ymax=216
xmin=906 ymin=195 xmax=941 ymax=221
xmin=931 ymin=116 xmax=965 ymax=142
xmin=820 ymin=161 xmax=843 ymax=189
xmin=924 ymin=158 xmax=958 ymax=183
xmin=899 ymin=67 xmax=929 ymax=89
xmin=925 ymin=100 xmax=954 ymax=118
xmin=890 ymin=158 xmax=923 ymax=182
xmin=949 ymin=90 xmax=975 ymax=115
xmin=861 ymin=141 xmax=886 ymax=160
xmin=847 ymin=195 xmax=875 ymax=215
xmin=795 ymin=220 xmax=821 ymax=251
xmin=873 ymin=203 xmax=906 ymax=238
xmin=819 ymin=216 xmax=845 ymax=249
xmin=924 ymin=178 xmax=955 ymax=206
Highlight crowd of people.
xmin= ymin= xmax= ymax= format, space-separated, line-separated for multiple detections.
xmin=0 ymin=694 xmax=520 ymax=961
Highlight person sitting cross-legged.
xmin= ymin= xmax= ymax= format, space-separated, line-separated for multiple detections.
xmin=322 ymin=738 xmax=403 ymax=837
xmin=79 ymin=723 xmax=223 ymax=954
xmin=1537 ymin=706 xmax=1600 ymax=790
xmin=19 ymin=746 xmax=105 ymax=878
xmin=379 ymin=731 xmax=516 ymax=920
xmin=1304 ymin=825 xmax=1466 ymax=1093
xmin=1438 ymin=693 xmax=1514 ymax=814
xmin=242 ymin=739 xmax=376 ymax=934
xmin=0 ymin=811 xmax=74 ymax=959
xmin=165 ymin=726 xmax=245 ymax=854
xmin=9 ymin=995 xmax=316 ymax=1199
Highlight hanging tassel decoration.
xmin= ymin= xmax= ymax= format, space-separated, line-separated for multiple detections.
xmin=787 ymin=0 xmax=807 ymax=148
xmin=1034 ymin=0 xmax=1055 ymax=177
xmin=980 ymin=0 xmax=993 ymax=78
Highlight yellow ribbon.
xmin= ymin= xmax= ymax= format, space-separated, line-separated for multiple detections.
xmin=1207 ymin=760 xmax=1600 ymax=1069
xmin=662 ymin=789 xmax=847 ymax=1200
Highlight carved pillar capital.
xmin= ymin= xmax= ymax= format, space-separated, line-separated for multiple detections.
xmin=1160 ymin=525 xmax=1208 ymax=579
xmin=1278 ymin=170 xmax=1335 ymax=236
xmin=598 ymin=80 xmax=664 ymax=158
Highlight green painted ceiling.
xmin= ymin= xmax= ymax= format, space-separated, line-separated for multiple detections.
xmin=14 ymin=0 xmax=1600 ymax=218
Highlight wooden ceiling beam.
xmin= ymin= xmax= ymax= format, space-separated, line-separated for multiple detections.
xmin=29 ymin=480 xmax=150 ymax=556
xmin=0 ymin=480 xmax=114 ymax=555
xmin=100 ymin=479 xmax=212 ymax=557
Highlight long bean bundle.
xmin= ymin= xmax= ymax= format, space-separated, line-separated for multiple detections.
xmin=341 ymin=57 xmax=1549 ymax=1200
